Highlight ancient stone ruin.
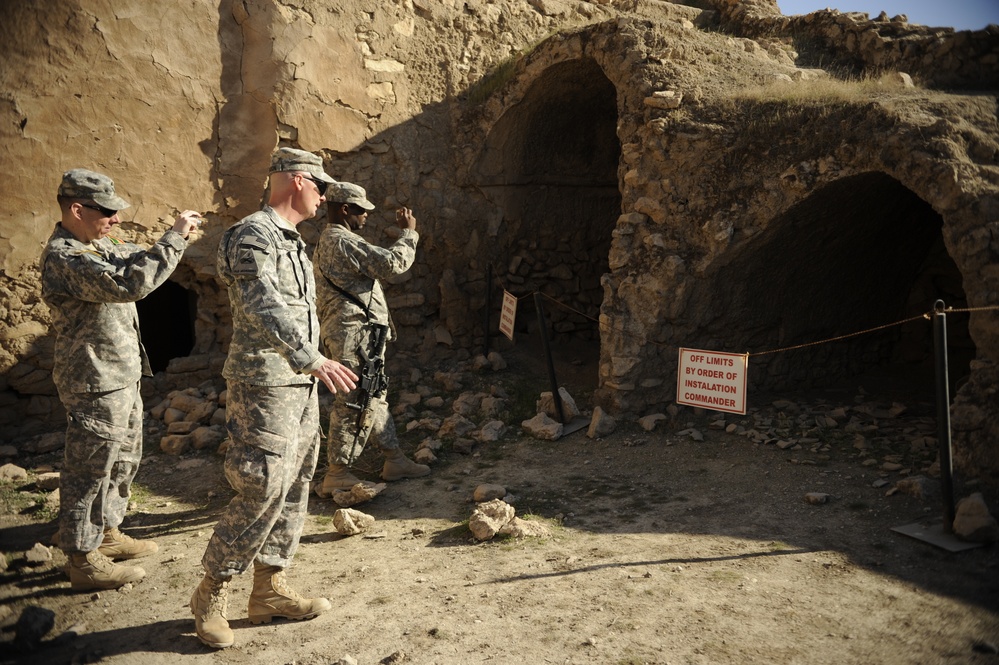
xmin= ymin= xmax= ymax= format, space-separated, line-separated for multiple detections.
xmin=1 ymin=0 xmax=997 ymax=478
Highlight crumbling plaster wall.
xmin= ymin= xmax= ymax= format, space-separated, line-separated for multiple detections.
xmin=0 ymin=0 xmax=223 ymax=431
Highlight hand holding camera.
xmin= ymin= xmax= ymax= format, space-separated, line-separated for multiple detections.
xmin=395 ymin=206 xmax=416 ymax=231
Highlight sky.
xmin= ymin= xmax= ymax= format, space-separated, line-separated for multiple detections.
xmin=776 ymin=1 xmax=999 ymax=31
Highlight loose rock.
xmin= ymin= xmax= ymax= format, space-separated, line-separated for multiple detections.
xmin=473 ymin=483 xmax=507 ymax=502
xmin=333 ymin=483 xmax=386 ymax=507
xmin=332 ymin=508 xmax=376 ymax=536
xmin=953 ymin=492 xmax=999 ymax=543
xmin=469 ymin=499 xmax=516 ymax=541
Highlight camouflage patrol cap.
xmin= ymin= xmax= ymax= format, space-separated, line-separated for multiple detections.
xmin=269 ymin=147 xmax=335 ymax=183
xmin=326 ymin=181 xmax=375 ymax=210
xmin=58 ymin=168 xmax=131 ymax=210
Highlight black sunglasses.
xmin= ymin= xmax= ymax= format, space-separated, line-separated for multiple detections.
xmin=301 ymin=175 xmax=328 ymax=197
xmin=346 ymin=203 xmax=368 ymax=215
xmin=80 ymin=202 xmax=117 ymax=217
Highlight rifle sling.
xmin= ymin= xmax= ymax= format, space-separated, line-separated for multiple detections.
xmin=322 ymin=273 xmax=397 ymax=339
xmin=322 ymin=274 xmax=372 ymax=321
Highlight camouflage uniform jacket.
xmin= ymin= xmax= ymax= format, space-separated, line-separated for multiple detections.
xmin=314 ymin=224 xmax=419 ymax=348
xmin=217 ymin=206 xmax=325 ymax=386
xmin=39 ymin=224 xmax=187 ymax=394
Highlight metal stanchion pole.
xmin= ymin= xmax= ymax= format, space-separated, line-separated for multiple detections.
xmin=933 ymin=299 xmax=956 ymax=532
xmin=534 ymin=292 xmax=566 ymax=424
xmin=484 ymin=264 xmax=492 ymax=357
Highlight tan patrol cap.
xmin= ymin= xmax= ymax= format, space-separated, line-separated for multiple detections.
xmin=58 ymin=168 xmax=130 ymax=210
xmin=269 ymin=147 xmax=335 ymax=183
xmin=326 ymin=181 xmax=375 ymax=210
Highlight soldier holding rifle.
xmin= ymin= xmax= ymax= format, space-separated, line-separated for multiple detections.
xmin=313 ymin=181 xmax=429 ymax=496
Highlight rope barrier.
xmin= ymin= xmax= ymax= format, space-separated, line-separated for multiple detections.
xmin=748 ymin=304 xmax=999 ymax=358
xmin=747 ymin=313 xmax=928 ymax=358
xmin=493 ymin=276 xmax=999 ymax=359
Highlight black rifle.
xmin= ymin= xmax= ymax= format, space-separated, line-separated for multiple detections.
xmin=345 ymin=323 xmax=390 ymax=464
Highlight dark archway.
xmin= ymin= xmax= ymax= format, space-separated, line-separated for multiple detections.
xmin=706 ymin=171 xmax=970 ymax=396
xmin=477 ymin=58 xmax=621 ymax=386
xmin=136 ymin=280 xmax=197 ymax=373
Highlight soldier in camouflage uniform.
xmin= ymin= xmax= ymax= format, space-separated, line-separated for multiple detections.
xmin=190 ymin=148 xmax=358 ymax=650
xmin=313 ymin=181 xmax=429 ymax=497
xmin=40 ymin=168 xmax=202 ymax=591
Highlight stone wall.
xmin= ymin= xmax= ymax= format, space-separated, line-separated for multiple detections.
xmin=712 ymin=0 xmax=999 ymax=89
xmin=1 ymin=0 xmax=998 ymax=477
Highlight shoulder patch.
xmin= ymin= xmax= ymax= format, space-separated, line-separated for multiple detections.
xmin=231 ymin=235 xmax=269 ymax=276
xmin=231 ymin=247 xmax=263 ymax=276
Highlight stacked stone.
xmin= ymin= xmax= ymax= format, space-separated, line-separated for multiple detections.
xmin=503 ymin=237 xmax=605 ymax=340
xmin=379 ymin=351 xmax=512 ymax=460
xmin=149 ymin=385 xmax=227 ymax=456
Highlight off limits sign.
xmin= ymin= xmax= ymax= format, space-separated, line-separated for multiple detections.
xmin=499 ymin=290 xmax=517 ymax=341
xmin=677 ymin=348 xmax=748 ymax=415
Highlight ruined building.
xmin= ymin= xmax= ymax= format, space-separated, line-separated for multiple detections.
xmin=1 ymin=0 xmax=997 ymax=477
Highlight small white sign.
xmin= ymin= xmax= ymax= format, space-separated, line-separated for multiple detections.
xmin=499 ymin=290 xmax=517 ymax=341
xmin=676 ymin=348 xmax=748 ymax=415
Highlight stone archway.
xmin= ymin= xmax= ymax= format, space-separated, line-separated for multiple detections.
xmin=704 ymin=171 xmax=970 ymax=395
xmin=475 ymin=57 xmax=621 ymax=383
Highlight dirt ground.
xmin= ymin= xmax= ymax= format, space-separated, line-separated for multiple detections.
xmin=2 ymin=343 xmax=998 ymax=665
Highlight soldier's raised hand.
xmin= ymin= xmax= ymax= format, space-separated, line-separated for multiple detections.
xmin=172 ymin=210 xmax=204 ymax=239
xmin=395 ymin=207 xmax=416 ymax=232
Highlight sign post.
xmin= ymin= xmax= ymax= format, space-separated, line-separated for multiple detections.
xmin=676 ymin=348 xmax=748 ymax=415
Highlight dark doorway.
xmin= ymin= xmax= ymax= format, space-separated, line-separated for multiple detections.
xmin=136 ymin=280 xmax=197 ymax=373
xmin=477 ymin=58 xmax=621 ymax=392
xmin=705 ymin=171 xmax=970 ymax=397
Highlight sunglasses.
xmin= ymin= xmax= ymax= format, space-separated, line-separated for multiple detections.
xmin=80 ymin=202 xmax=117 ymax=217
xmin=301 ymin=174 xmax=328 ymax=197
xmin=346 ymin=203 xmax=368 ymax=215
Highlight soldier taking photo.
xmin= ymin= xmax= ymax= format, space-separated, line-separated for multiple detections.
xmin=313 ymin=181 xmax=429 ymax=496
xmin=40 ymin=168 xmax=202 ymax=591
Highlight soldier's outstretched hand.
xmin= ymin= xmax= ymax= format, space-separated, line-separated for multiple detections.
xmin=311 ymin=358 xmax=359 ymax=394
xmin=395 ymin=207 xmax=416 ymax=231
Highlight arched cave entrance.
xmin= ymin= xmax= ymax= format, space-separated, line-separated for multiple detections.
xmin=704 ymin=171 xmax=971 ymax=400
xmin=136 ymin=280 xmax=197 ymax=374
xmin=477 ymin=58 xmax=621 ymax=391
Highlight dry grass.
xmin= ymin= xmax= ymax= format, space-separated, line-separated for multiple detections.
xmin=708 ymin=72 xmax=924 ymax=168
xmin=734 ymin=71 xmax=922 ymax=104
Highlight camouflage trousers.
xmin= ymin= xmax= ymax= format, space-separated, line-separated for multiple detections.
xmin=325 ymin=331 xmax=399 ymax=468
xmin=201 ymin=381 xmax=320 ymax=578
xmin=57 ymin=382 xmax=143 ymax=553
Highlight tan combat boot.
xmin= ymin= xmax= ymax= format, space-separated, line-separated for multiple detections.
xmin=98 ymin=527 xmax=159 ymax=560
xmin=317 ymin=464 xmax=374 ymax=496
xmin=381 ymin=448 xmax=430 ymax=481
xmin=190 ymin=573 xmax=234 ymax=649
xmin=67 ymin=550 xmax=145 ymax=590
xmin=247 ymin=564 xmax=331 ymax=624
